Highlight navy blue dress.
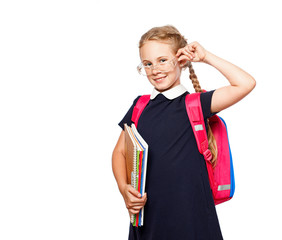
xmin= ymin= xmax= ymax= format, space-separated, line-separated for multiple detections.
xmin=119 ymin=90 xmax=223 ymax=240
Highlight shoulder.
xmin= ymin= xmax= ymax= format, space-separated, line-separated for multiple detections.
xmin=200 ymin=90 xmax=215 ymax=102
xmin=200 ymin=90 xmax=216 ymax=118
xmin=132 ymin=95 xmax=142 ymax=105
xmin=184 ymin=90 xmax=214 ymax=105
xmin=118 ymin=95 xmax=144 ymax=130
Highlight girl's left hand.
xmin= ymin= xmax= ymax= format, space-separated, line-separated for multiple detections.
xmin=176 ymin=41 xmax=207 ymax=64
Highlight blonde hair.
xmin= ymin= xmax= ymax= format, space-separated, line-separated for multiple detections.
xmin=139 ymin=25 xmax=218 ymax=168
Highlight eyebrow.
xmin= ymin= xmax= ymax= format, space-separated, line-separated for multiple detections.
xmin=142 ymin=56 xmax=170 ymax=63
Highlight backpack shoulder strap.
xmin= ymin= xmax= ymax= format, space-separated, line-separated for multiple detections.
xmin=131 ymin=95 xmax=150 ymax=128
xmin=185 ymin=93 xmax=212 ymax=161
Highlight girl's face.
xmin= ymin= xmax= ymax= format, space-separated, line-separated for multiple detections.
xmin=139 ymin=41 xmax=182 ymax=92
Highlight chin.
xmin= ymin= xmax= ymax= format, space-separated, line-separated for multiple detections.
xmin=155 ymin=85 xmax=170 ymax=92
xmin=153 ymin=81 xmax=179 ymax=92
xmin=148 ymin=73 xmax=180 ymax=92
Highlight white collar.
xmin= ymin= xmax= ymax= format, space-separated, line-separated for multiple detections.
xmin=150 ymin=84 xmax=188 ymax=100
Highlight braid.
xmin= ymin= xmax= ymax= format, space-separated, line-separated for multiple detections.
xmin=187 ymin=62 xmax=217 ymax=167
xmin=187 ymin=61 xmax=202 ymax=93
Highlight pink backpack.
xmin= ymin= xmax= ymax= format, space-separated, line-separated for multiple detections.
xmin=131 ymin=93 xmax=235 ymax=205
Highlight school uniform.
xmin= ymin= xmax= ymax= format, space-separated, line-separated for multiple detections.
xmin=119 ymin=84 xmax=223 ymax=240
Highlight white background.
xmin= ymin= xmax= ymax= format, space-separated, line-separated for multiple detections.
xmin=0 ymin=0 xmax=281 ymax=239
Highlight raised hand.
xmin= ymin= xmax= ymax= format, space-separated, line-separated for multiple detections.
xmin=176 ymin=41 xmax=207 ymax=64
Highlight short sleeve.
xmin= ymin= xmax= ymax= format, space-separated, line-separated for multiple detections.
xmin=200 ymin=90 xmax=216 ymax=119
xmin=118 ymin=96 xmax=141 ymax=130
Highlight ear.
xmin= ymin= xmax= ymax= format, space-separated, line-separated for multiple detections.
xmin=177 ymin=55 xmax=190 ymax=68
xmin=179 ymin=59 xmax=190 ymax=68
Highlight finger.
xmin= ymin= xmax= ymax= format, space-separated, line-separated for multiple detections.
xmin=126 ymin=200 xmax=145 ymax=211
xmin=187 ymin=44 xmax=196 ymax=52
xmin=183 ymin=50 xmax=194 ymax=60
xmin=176 ymin=48 xmax=185 ymax=57
xmin=129 ymin=206 xmax=143 ymax=213
xmin=187 ymin=46 xmax=196 ymax=57
xmin=177 ymin=47 xmax=193 ymax=59
xmin=177 ymin=55 xmax=190 ymax=63
xmin=130 ymin=204 xmax=144 ymax=210
xmin=143 ymin=192 xmax=147 ymax=199
xmin=132 ymin=195 xmax=147 ymax=204
xmin=129 ymin=195 xmax=146 ymax=205
xmin=184 ymin=46 xmax=196 ymax=56
xmin=177 ymin=47 xmax=191 ymax=58
xmin=128 ymin=186 xmax=141 ymax=198
xmin=177 ymin=47 xmax=192 ymax=56
xmin=143 ymin=195 xmax=147 ymax=205
xmin=188 ymin=41 xmax=198 ymax=49
xmin=127 ymin=194 xmax=147 ymax=208
xmin=187 ymin=44 xmax=193 ymax=52
xmin=129 ymin=201 xmax=145 ymax=208
xmin=139 ymin=194 xmax=147 ymax=204
xmin=129 ymin=209 xmax=141 ymax=215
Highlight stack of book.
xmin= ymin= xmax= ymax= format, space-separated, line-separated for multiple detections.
xmin=124 ymin=123 xmax=149 ymax=227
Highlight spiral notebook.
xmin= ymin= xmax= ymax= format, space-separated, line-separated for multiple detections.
xmin=124 ymin=123 xmax=148 ymax=227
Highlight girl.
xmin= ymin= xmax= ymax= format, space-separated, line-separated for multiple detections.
xmin=112 ymin=25 xmax=256 ymax=240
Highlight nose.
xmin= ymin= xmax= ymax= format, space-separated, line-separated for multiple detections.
xmin=151 ymin=66 xmax=161 ymax=75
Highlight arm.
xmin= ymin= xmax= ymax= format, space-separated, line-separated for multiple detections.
xmin=112 ymin=130 xmax=147 ymax=216
xmin=176 ymin=42 xmax=256 ymax=112
xmin=203 ymin=51 xmax=256 ymax=113
xmin=112 ymin=131 xmax=128 ymax=194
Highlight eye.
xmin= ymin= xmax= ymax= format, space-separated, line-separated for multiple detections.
xmin=160 ymin=59 xmax=167 ymax=63
xmin=143 ymin=62 xmax=152 ymax=67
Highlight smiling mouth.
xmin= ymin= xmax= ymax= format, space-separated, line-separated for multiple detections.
xmin=153 ymin=75 xmax=167 ymax=82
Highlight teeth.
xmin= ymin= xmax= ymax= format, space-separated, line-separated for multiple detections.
xmin=156 ymin=76 xmax=166 ymax=82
